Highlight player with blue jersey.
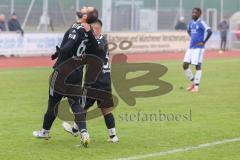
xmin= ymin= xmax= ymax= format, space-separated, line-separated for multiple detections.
xmin=183 ymin=8 xmax=212 ymax=92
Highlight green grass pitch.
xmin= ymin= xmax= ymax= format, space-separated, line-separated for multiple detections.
xmin=0 ymin=59 xmax=240 ymax=160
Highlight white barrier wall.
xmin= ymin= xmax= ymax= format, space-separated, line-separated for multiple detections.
xmin=107 ymin=32 xmax=222 ymax=53
xmin=0 ymin=33 xmax=63 ymax=57
xmin=107 ymin=32 xmax=190 ymax=53
xmin=0 ymin=32 xmax=221 ymax=57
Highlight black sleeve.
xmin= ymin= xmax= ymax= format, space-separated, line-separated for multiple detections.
xmin=187 ymin=28 xmax=191 ymax=36
xmin=96 ymin=37 xmax=106 ymax=52
xmin=19 ymin=24 xmax=24 ymax=35
xmin=8 ymin=21 xmax=13 ymax=31
xmin=102 ymin=36 xmax=109 ymax=53
xmin=60 ymin=39 xmax=75 ymax=55
xmin=203 ymin=29 xmax=212 ymax=44
xmin=187 ymin=23 xmax=191 ymax=36
xmin=15 ymin=21 xmax=24 ymax=36
xmin=0 ymin=23 xmax=6 ymax=31
xmin=60 ymin=24 xmax=84 ymax=57
xmin=86 ymin=29 xmax=98 ymax=50
xmin=16 ymin=20 xmax=21 ymax=29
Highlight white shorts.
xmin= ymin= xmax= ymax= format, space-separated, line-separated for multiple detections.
xmin=183 ymin=48 xmax=205 ymax=65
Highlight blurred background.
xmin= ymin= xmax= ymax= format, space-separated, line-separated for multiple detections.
xmin=0 ymin=0 xmax=240 ymax=56
xmin=0 ymin=0 xmax=239 ymax=32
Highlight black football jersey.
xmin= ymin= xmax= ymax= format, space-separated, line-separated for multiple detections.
xmin=54 ymin=23 xmax=98 ymax=68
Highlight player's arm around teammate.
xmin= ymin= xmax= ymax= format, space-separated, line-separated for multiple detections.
xmin=33 ymin=7 xmax=99 ymax=148
xmin=62 ymin=19 xmax=119 ymax=143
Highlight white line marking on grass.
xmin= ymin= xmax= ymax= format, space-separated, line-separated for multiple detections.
xmin=116 ymin=137 xmax=240 ymax=160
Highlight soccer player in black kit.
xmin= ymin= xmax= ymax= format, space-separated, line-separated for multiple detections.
xmin=62 ymin=19 xmax=119 ymax=143
xmin=33 ymin=6 xmax=99 ymax=147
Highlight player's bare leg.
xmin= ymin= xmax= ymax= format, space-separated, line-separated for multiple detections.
xmin=191 ymin=64 xmax=202 ymax=92
xmin=183 ymin=62 xmax=195 ymax=91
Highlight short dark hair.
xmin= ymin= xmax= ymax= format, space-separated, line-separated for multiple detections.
xmin=94 ymin=19 xmax=103 ymax=27
xmin=193 ymin=8 xmax=202 ymax=14
xmin=87 ymin=8 xmax=98 ymax=24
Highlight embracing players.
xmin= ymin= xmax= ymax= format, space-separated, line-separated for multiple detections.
xmin=183 ymin=8 xmax=212 ymax=92
xmin=33 ymin=6 xmax=99 ymax=147
xmin=62 ymin=19 xmax=119 ymax=143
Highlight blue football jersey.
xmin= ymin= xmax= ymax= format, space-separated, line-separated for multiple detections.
xmin=188 ymin=19 xmax=211 ymax=49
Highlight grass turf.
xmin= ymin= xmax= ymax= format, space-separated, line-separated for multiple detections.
xmin=0 ymin=59 xmax=239 ymax=160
